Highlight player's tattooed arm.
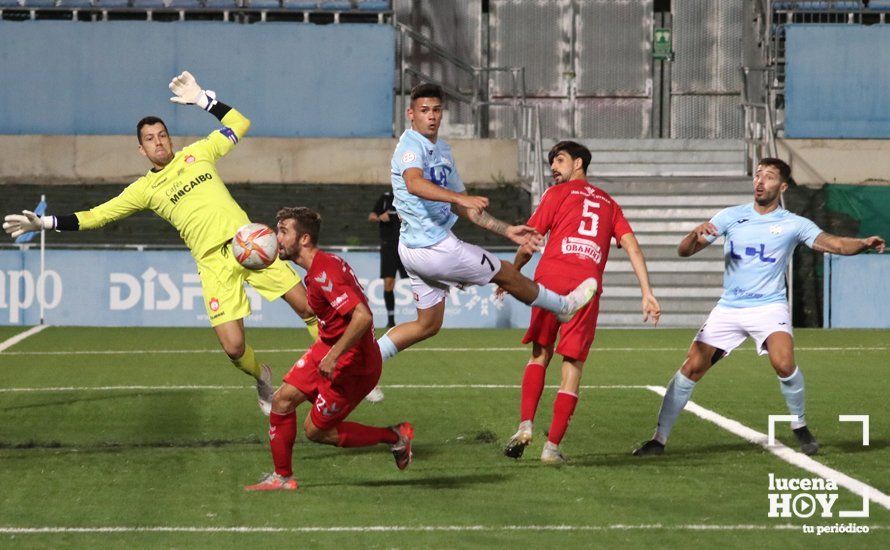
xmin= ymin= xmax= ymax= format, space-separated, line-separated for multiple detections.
xmin=811 ymin=232 xmax=886 ymax=255
xmin=465 ymin=208 xmax=510 ymax=236
xmin=678 ymin=221 xmax=718 ymax=257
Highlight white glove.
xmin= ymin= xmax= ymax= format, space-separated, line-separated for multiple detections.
xmin=168 ymin=71 xmax=217 ymax=111
xmin=3 ymin=210 xmax=55 ymax=239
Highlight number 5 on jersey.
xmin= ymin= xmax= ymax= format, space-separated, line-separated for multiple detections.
xmin=578 ymin=199 xmax=600 ymax=237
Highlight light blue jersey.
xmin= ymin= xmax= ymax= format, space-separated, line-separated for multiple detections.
xmin=707 ymin=203 xmax=823 ymax=308
xmin=391 ymin=129 xmax=465 ymax=248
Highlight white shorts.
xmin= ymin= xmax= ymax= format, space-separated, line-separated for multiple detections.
xmin=694 ymin=302 xmax=793 ymax=356
xmin=398 ymin=232 xmax=502 ymax=310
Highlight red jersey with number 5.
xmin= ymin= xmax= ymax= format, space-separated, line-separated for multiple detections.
xmin=527 ymin=180 xmax=632 ymax=286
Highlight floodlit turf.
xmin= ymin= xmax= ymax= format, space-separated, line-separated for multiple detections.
xmin=0 ymin=327 xmax=887 ymax=548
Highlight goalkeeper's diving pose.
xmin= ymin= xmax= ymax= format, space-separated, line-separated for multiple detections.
xmin=3 ymin=71 xmax=318 ymax=415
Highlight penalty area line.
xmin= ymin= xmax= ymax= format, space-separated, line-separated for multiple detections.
xmin=0 ymin=345 xmax=885 ymax=356
xmin=0 ymin=325 xmax=50 ymax=353
xmin=0 ymin=523 xmax=868 ymax=534
xmin=0 ymin=384 xmax=649 ymax=393
xmin=645 ymin=386 xmax=890 ymax=511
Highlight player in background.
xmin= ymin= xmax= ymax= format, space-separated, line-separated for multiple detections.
xmin=375 ymin=84 xmax=598 ymax=367
xmin=501 ymin=141 xmax=661 ymax=463
xmin=3 ymin=71 xmax=318 ymax=415
xmin=633 ymin=158 xmax=885 ymax=457
xmin=245 ymin=207 xmax=412 ymax=491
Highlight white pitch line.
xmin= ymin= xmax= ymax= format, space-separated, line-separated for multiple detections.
xmin=0 ymin=346 xmax=885 ymax=356
xmin=0 ymin=384 xmax=648 ymax=393
xmin=0 ymin=523 xmax=842 ymax=534
xmin=645 ymin=386 xmax=890 ymax=511
xmin=0 ymin=325 xmax=50 ymax=353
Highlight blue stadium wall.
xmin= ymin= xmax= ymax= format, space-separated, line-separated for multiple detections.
xmin=0 ymin=21 xmax=394 ymax=137
xmin=785 ymin=25 xmax=890 ymax=138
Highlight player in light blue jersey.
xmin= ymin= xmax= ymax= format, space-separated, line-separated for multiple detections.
xmin=373 ymin=84 xmax=597 ymax=392
xmin=634 ymin=158 xmax=884 ymax=457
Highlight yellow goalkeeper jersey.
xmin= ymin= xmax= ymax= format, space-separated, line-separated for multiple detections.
xmin=76 ymin=109 xmax=252 ymax=259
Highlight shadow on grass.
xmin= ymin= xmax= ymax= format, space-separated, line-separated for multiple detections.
xmin=830 ymin=438 xmax=889 ymax=453
xmin=0 ymin=435 xmax=263 ymax=454
xmin=313 ymin=473 xmax=511 ymax=490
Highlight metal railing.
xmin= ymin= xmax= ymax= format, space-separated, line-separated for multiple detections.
xmin=741 ymin=66 xmax=778 ymax=175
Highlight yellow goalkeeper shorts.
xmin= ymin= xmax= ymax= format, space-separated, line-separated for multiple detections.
xmin=197 ymin=241 xmax=301 ymax=327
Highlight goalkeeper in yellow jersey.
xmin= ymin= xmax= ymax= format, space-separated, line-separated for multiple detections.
xmin=3 ymin=71 xmax=318 ymax=415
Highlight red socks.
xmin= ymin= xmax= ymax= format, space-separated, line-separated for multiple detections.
xmin=336 ymin=422 xmax=399 ymax=447
xmin=520 ymin=363 xmax=547 ymax=422
xmin=548 ymin=391 xmax=579 ymax=445
xmin=270 ymin=411 xmax=297 ymax=478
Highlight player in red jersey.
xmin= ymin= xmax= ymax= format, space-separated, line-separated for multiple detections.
xmin=245 ymin=207 xmax=413 ymax=491
xmin=501 ymin=141 xmax=662 ymax=463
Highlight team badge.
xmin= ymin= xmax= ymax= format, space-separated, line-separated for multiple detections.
xmin=296 ymin=358 xmax=306 ymax=369
xmin=402 ymin=151 xmax=416 ymax=164
xmin=209 ymin=297 xmax=220 ymax=311
xmin=769 ymin=225 xmax=783 ymax=235
xmin=185 ymin=155 xmax=196 ymax=164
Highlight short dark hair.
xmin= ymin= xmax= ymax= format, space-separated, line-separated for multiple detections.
xmin=410 ymin=83 xmax=443 ymax=103
xmin=136 ymin=116 xmax=168 ymax=144
xmin=548 ymin=140 xmax=592 ymax=175
xmin=276 ymin=207 xmax=321 ymax=246
xmin=757 ymin=157 xmax=792 ymax=184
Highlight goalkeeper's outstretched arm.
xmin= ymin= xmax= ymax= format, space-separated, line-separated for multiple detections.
xmin=169 ymin=71 xmax=250 ymax=139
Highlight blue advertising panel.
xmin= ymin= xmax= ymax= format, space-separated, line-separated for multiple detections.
xmin=0 ymin=248 xmax=538 ymax=329
xmin=823 ymin=254 xmax=890 ymax=328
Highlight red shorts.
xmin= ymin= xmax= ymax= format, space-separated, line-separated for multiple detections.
xmin=283 ymin=339 xmax=382 ymax=431
xmin=522 ymin=273 xmax=601 ymax=362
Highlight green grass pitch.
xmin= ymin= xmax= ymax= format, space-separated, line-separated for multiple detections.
xmin=0 ymin=326 xmax=887 ymax=548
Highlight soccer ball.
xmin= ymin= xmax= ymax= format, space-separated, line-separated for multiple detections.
xmin=232 ymin=223 xmax=278 ymax=270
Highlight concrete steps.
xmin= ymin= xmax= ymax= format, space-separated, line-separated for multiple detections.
xmin=574 ymin=176 xmax=752 ymax=327
xmin=543 ymin=139 xmax=747 ymax=177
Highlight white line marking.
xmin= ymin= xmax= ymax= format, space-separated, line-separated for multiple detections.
xmin=645 ymin=386 xmax=890 ymax=511
xmin=0 ymin=345 xmax=885 ymax=356
xmin=3 ymin=523 xmax=867 ymax=534
xmin=0 ymin=325 xmax=50 ymax=353
xmin=0 ymin=384 xmax=648 ymax=393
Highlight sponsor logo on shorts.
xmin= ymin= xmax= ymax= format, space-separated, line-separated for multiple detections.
xmin=561 ymin=236 xmax=602 ymax=263
xmin=209 ymin=297 xmax=220 ymax=312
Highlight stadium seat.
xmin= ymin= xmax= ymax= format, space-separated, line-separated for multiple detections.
xmin=0 ymin=0 xmax=24 ymax=6
xmin=355 ymin=0 xmax=387 ymax=10
xmin=21 ymin=0 xmax=58 ymax=6
xmin=96 ymin=0 xmax=133 ymax=7
xmin=317 ymin=0 xmax=350 ymax=9
xmin=59 ymin=0 xmax=96 ymax=6
xmin=868 ymin=0 xmax=890 ymax=10
xmin=131 ymin=0 xmax=168 ymax=7
xmin=282 ymin=0 xmax=316 ymax=8
xmin=246 ymin=0 xmax=280 ymax=7
xmin=201 ymin=0 xmax=238 ymax=7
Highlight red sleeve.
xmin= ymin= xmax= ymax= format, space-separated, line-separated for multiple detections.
xmin=612 ymin=203 xmax=633 ymax=246
xmin=527 ymin=186 xmax=558 ymax=234
xmin=324 ymin=262 xmax=365 ymax=317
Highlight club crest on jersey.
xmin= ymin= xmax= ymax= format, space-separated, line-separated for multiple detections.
xmin=402 ymin=151 xmax=416 ymax=164
xmin=209 ymin=297 xmax=220 ymax=311
xmin=185 ymin=155 xmax=196 ymax=164
xmin=561 ymin=237 xmax=603 ymax=263
xmin=770 ymin=225 xmax=783 ymax=235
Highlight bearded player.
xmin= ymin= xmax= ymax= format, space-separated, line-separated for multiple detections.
xmin=3 ymin=72 xmax=318 ymax=415
xmin=245 ymin=207 xmax=413 ymax=491
xmin=502 ymin=141 xmax=661 ymax=463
